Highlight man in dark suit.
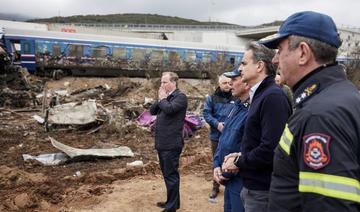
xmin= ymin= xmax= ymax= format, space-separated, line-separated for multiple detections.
xmin=150 ymin=72 xmax=188 ymax=212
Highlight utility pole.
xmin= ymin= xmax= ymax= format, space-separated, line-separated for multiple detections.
xmin=208 ymin=0 xmax=215 ymax=23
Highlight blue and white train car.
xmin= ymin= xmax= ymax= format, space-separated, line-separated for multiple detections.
xmin=1 ymin=28 xmax=245 ymax=78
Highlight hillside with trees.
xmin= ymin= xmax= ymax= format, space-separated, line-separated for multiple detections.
xmin=0 ymin=13 xmax=32 ymax=21
xmin=28 ymin=13 xmax=238 ymax=26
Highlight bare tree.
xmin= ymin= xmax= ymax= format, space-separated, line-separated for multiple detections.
xmin=344 ymin=46 xmax=360 ymax=89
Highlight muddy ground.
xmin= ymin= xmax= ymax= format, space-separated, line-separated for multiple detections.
xmin=0 ymin=76 xmax=224 ymax=211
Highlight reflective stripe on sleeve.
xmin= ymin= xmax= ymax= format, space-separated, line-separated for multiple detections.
xmin=279 ymin=124 xmax=293 ymax=155
xmin=299 ymin=171 xmax=360 ymax=203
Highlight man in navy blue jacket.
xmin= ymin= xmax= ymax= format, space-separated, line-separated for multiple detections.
xmin=222 ymin=42 xmax=292 ymax=212
xmin=150 ymin=72 xmax=188 ymax=212
xmin=213 ymin=68 xmax=249 ymax=212
xmin=203 ymin=74 xmax=236 ymax=198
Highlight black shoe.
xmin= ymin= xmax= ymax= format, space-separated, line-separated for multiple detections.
xmin=209 ymin=189 xmax=219 ymax=199
xmin=156 ymin=202 xmax=166 ymax=208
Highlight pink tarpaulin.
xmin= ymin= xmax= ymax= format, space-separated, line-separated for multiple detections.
xmin=136 ymin=111 xmax=202 ymax=139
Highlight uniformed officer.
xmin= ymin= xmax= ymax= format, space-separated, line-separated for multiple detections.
xmin=203 ymin=74 xmax=236 ymax=199
xmin=260 ymin=11 xmax=360 ymax=211
xmin=213 ymin=68 xmax=249 ymax=212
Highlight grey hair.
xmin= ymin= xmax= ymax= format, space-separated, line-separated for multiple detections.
xmin=288 ymin=35 xmax=338 ymax=64
xmin=162 ymin=71 xmax=179 ymax=87
xmin=218 ymin=74 xmax=229 ymax=84
xmin=247 ymin=42 xmax=277 ymax=77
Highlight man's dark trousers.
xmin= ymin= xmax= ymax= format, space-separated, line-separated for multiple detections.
xmin=158 ymin=148 xmax=182 ymax=211
xmin=211 ymin=139 xmax=220 ymax=192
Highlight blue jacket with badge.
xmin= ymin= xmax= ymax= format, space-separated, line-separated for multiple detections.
xmin=213 ymin=99 xmax=248 ymax=192
xmin=203 ymin=87 xmax=236 ymax=141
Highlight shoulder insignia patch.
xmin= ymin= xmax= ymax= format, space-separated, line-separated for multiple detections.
xmin=303 ymin=133 xmax=331 ymax=170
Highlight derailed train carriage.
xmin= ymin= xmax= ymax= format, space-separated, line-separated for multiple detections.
xmin=1 ymin=28 xmax=245 ymax=79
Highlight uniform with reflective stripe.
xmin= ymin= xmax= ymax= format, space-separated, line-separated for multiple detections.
xmin=299 ymin=172 xmax=360 ymax=203
xmin=268 ymin=64 xmax=360 ymax=211
xmin=278 ymin=124 xmax=293 ymax=155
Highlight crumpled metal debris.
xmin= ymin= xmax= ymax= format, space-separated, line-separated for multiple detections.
xmin=22 ymin=152 xmax=69 ymax=166
xmin=32 ymin=114 xmax=45 ymax=124
xmin=49 ymin=136 xmax=134 ymax=158
xmin=22 ymin=137 xmax=135 ymax=166
xmin=48 ymin=100 xmax=98 ymax=125
xmin=126 ymin=160 xmax=144 ymax=168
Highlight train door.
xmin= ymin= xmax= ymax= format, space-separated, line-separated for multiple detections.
xmin=4 ymin=38 xmax=36 ymax=73
xmin=4 ymin=39 xmax=21 ymax=65
xmin=20 ymin=40 xmax=36 ymax=73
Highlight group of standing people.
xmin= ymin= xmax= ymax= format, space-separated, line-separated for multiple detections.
xmin=206 ymin=42 xmax=292 ymax=212
xmin=150 ymin=10 xmax=360 ymax=212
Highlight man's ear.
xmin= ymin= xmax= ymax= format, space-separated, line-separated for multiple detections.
xmin=298 ymin=42 xmax=312 ymax=65
xmin=257 ymin=61 xmax=265 ymax=73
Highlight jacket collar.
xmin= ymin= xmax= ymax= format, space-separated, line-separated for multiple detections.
xmin=167 ymin=89 xmax=180 ymax=99
xmin=253 ymin=75 xmax=276 ymax=98
xmin=292 ymin=63 xmax=345 ymax=108
xmin=214 ymin=87 xmax=233 ymax=98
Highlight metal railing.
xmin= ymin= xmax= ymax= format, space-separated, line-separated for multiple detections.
xmin=48 ymin=23 xmax=247 ymax=31
xmin=236 ymin=26 xmax=279 ymax=35
xmin=339 ymin=25 xmax=360 ymax=33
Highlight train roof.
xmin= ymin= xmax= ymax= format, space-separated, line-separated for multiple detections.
xmin=2 ymin=27 xmax=245 ymax=53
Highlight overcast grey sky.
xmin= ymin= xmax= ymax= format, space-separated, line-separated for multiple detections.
xmin=1 ymin=0 xmax=359 ymax=27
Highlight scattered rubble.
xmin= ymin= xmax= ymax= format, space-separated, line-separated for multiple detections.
xmin=0 ymin=75 xmax=214 ymax=211
xmin=0 ymin=66 xmax=42 ymax=108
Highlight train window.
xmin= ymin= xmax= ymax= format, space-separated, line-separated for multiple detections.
xmin=92 ymin=46 xmax=107 ymax=58
xmin=195 ymin=52 xmax=203 ymax=62
xmin=150 ymin=49 xmax=164 ymax=62
xmin=9 ymin=41 xmax=21 ymax=62
xmin=132 ymin=49 xmax=146 ymax=61
xmin=202 ymin=53 xmax=212 ymax=63
xmin=168 ymin=51 xmax=180 ymax=63
xmin=217 ymin=53 xmax=225 ymax=62
xmin=52 ymin=44 xmax=61 ymax=57
xmin=113 ymin=47 xmax=127 ymax=59
xmin=145 ymin=49 xmax=152 ymax=60
xmin=35 ymin=42 xmax=44 ymax=54
xmin=184 ymin=50 xmax=196 ymax=63
xmin=23 ymin=42 xmax=31 ymax=54
xmin=211 ymin=52 xmax=218 ymax=62
xmin=68 ymin=44 xmax=84 ymax=58
xmin=14 ymin=43 xmax=21 ymax=51
xmin=13 ymin=43 xmax=21 ymax=60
